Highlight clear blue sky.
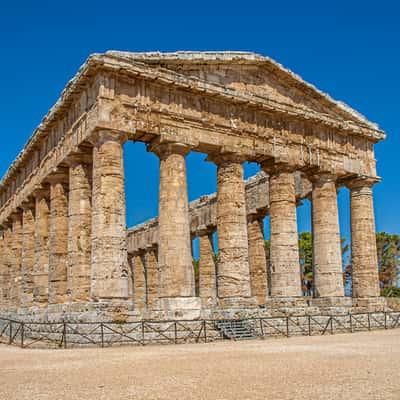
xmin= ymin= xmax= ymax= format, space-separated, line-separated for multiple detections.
xmin=1 ymin=1 xmax=399 ymax=248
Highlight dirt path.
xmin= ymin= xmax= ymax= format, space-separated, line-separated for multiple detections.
xmin=0 ymin=329 xmax=399 ymax=400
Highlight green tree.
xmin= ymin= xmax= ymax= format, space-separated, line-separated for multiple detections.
xmin=376 ymin=232 xmax=400 ymax=288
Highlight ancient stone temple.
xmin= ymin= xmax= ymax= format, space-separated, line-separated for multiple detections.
xmin=0 ymin=51 xmax=387 ymax=322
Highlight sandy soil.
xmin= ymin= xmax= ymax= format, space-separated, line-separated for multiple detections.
xmin=0 ymin=330 xmax=399 ymax=400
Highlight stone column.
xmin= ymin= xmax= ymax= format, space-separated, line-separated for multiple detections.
xmin=2 ymin=224 xmax=12 ymax=309
xmin=47 ymin=171 xmax=69 ymax=305
xmin=20 ymin=200 xmax=35 ymax=309
xmin=211 ymin=154 xmax=253 ymax=305
xmin=348 ymin=178 xmax=380 ymax=298
xmin=247 ymin=215 xmax=268 ymax=304
xmin=67 ymin=153 xmax=92 ymax=302
xmin=265 ymin=167 xmax=301 ymax=297
xmin=0 ymin=231 xmax=3 ymax=309
xmin=197 ymin=228 xmax=217 ymax=307
xmin=149 ymin=142 xmax=198 ymax=311
xmin=133 ymin=252 xmax=146 ymax=312
xmin=91 ymin=131 xmax=129 ymax=301
xmin=33 ymin=187 xmax=50 ymax=306
xmin=145 ymin=246 xmax=158 ymax=310
xmin=10 ymin=212 xmax=23 ymax=308
xmin=311 ymin=173 xmax=344 ymax=297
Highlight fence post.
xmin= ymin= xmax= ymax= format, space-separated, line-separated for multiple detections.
xmin=174 ymin=322 xmax=178 ymax=344
xmin=260 ymin=318 xmax=264 ymax=338
xmin=21 ymin=323 xmax=24 ymax=348
xmin=349 ymin=314 xmax=353 ymax=333
xmin=203 ymin=320 xmax=207 ymax=343
xmin=367 ymin=313 xmax=371 ymax=331
xmin=141 ymin=321 xmax=145 ymax=345
xmin=9 ymin=321 xmax=13 ymax=345
xmin=100 ymin=323 xmax=104 ymax=348
xmin=384 ymin=312 xmax=387 ymax=329
xmin=286 ymin=317 xmax=290 ymax=337
xmin=63 ymin=323 xmax=67 ymax=349
xmin=330 ymin=317 xmax=334 ymax=335
xmin=308 ymin=316 xmax=311 ymax=336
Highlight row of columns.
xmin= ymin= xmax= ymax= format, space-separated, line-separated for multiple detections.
xmin=0 ymin=132 xmax=381 ymax=313
xmin=131 ymin=145 xmax=380 ymax=311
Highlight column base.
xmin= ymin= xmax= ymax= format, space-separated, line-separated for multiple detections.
xmin=217 ymin=297 xmax=258 ymax=308
xmin=309 ymin=297 xmax=353 ymax=308
xmin=151 ymin=297 xmax=202 ymax=320
xmin=352 ymin=297 xmax=388 ymax=312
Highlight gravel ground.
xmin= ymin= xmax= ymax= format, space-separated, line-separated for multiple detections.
xmin=0 ymin=329 xmax=399 ymax=400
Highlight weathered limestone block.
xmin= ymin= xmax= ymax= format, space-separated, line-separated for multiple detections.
xmin=267 ymin=168 xmax=302 ymax=297
xmin=91 ymin=131 xmax=129 ymax=300
xmin=0 ymin=231 xmax=3 ymax=308
xmin=48 ymin=173 xmax=69 ymax=304
xmin=10 ymin=212 xmax=23 ymax=308
xmin=33 ymin=188 xmax=50 ymax=305
xmin=348 ymin=178 xmax=380 ymax=297
xmin=67 ymin=154 xmax=92 ymax=302
xmin=212 ymin=154 xmax=252 ymax=301
xmin=20 ymin=201 xmax=35 ymax=308
xmin=1 ymin=226 xmax=12 ymax=308
xmin=247 ymin=215 xmax=268 ymax=304
xmin=150 ymin=142 xmax=196 ymax=301
xmin=133 ymin=253 xmax=146 ymax=311
xmin=197 ymin=229 xmax=217 ymax=306
xmin=311 ymin=174 xmax=344 ymax=297
xmin=145 ymin=246 xmax=158 ymax=310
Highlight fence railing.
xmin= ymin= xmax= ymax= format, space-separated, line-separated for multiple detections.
xmin=0 ymin=311 xmax=399 ymax=349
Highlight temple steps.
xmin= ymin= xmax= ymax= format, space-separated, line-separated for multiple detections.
xmin=214 ymin=320 xmax=259 ymax=341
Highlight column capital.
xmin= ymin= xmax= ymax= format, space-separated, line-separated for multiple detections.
xmin=45 ymin=167 xmax=69 ymax=185
xmin=148 ymin=140 xmax=191 ymax=159
xmin=247 ymin=212 xmax=265 ymax=223
xmin=65 ymin=151 xmax=92 ymax=167
xmin=89 ymin=130 xmax=128 ymax=146
xmin=195 ymin=225 xmax=215 ymax=237
xmin=10 ymin=210 xmax=23 ymax=222
xmin=206 ymin=152 xmax=246 ymax=165
xmin=260 ymin=160 xmax=297 ymax=175
xmin=32 ymin=184 xmax=50 ymax=200
xmin=345 ymin=175 xmax=381 ymax=190
xmin=308 ymin=172 xmax=338 ymax=185
xmin=20 ymin=198 xmax=35 ymax=211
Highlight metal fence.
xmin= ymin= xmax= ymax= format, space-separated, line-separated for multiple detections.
xmin=0 ymin=311 xmax=399 ymax=349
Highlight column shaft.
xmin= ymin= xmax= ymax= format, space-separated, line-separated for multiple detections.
xmin=21 ymin=204 xmax=35 ymax=308
xmin=145 ymin=247 xmax=158 ymax=309
xmin=198 ymin=232 xmax=217 ymax=306
xmin=67 ymin=156 xmax=92 ymax=302
xmin=48 ymin=179 xmax=69 ymax=304
xmin=91 ymin=132 xmax=128 ymax=300
xmin=0 ymin=232 xmax=3 ymax=309
xmin=350 ymin=181 xmax=380 ymax=297
xmin=216 ymin=158 xmax=251 ymax=300
xmin=33 ymin=192 xmax=50 ymax=305
xmin=268 ymin=170 xmax=301 ymax=297
xmin=312 ymin=174 xmax=344 ymax=297
xmin=10 ymin=214 xmax=23 ymax=308
xmin=154 ymin=143 xmax=195 ymax=299
xmin=247 ymin=217 xmax=268 ymax=303
xmin=133 ymin=253 xmax=146 ymax=311
xmin=1 ymin=227 xmax=11 ymax=308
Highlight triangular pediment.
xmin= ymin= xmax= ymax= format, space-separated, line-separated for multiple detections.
xmin=106 ymin=51 xmax=379 ymax=132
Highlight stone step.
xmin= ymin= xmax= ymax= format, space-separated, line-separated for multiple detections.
xmin=214 ymin=320 xmax=259 ymax=341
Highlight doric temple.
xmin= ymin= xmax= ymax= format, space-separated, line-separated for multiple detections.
xmin=0 ymin=51 xmax=388 ymax=322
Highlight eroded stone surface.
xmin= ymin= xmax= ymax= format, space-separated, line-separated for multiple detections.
xmin=268 ymin=169 xmax=302 ymax=297
xmin=247 ymin=216 xmax=268 ymax=304
xmin=349 ymin=179 xmax=380 ymax=298
xmin=91 ymin=132 xmax=129 ymax=301
xmin=312 ymin=174 xmax=345 ymax=298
